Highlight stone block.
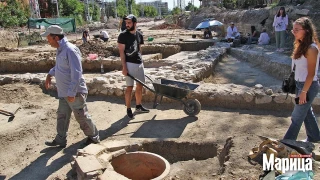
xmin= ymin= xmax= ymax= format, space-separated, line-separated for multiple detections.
xmin=242 ymin=92 xmax=254 ymax=102
xmin=98 ymin=169 xmax=129 ymax=180
xmin=255 ymin=95 xmax=272 ymax=104
xmin=295 ymin=9 xmax=309 ymax=16
xmin=102 ymin=140 xmax=132 ymax=152
xmin=32 ymin=77 xmax=42 ymax=83
xmin=99 ymin=149 xmax=127 ymax=163
xmin=75 ymin=155 xmax=104 ymax=178
xmin=86 ymin=170 xmax=103 ymax=179
xmin=82 ymin=144 xmax=107 ymax=156
xmin=115 ymin=88 xmax=124 ymax=96
xmin=254 ymin=84 xmax=263 ymax=89
xmin=93 ymin=77 xmax=108 ymax=84
xmin=265 ymin=89 xmax=273 ymax=95
xmin=273 ymin=94 xmax=292 ymax=104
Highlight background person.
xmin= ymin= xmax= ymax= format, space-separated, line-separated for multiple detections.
xmin=226 ymin=22 xmax=240 ymax=42
xmin=100 ymin=30 xmax=109 ymax=42
xmin=258 ymin=28 xmax=270 ymax=45
xmin=272 ymin=6 xmax=288 ymax=52
xmin=283 ymin=17 xmax=320 ymax=142
xmin=82 ymin=29 xmax=90 ymax=44
xmin=203 ymin=28 xmax=212 ymax=39
xmin=119 ymin=15 xmax=127 ymax=32
xmin=247 ymin=26 xmax=260 ymax=44
xmin=117 ymin=14 xmax=150 ymax=119
xmin=41 ymin=25 xmax=100 ymax=148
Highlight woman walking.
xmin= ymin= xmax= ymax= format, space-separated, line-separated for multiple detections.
xmin=283 ymin=17 xmax=320 ymax=142
xmin=272 ymin=7 xmax=288 ymax=52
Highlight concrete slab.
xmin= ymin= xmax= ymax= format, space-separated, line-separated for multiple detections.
xmin=75 ymin=155 xmax=104 ymax=178
xmin=82 ymin=144 xmax=107 ymax=156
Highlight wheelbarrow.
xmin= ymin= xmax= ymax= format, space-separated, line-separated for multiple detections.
xmin=127 ymin=73 xmax=201 ymax=116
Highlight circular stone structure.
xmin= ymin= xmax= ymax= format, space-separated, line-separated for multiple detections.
xmin=111 ymin=151 xmax=170 ymax=180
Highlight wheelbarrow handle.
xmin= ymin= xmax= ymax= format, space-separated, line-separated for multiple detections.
xmin=127 ymin=73 xmax=155 ymax=93
xmin=145 ymin=74 xmax=153 ymax=83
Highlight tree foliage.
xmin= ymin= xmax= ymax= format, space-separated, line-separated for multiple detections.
xmin=0 ymin=0 xmax=29 ymax=27
xmin=222 ymin=0 xmax=280 ymax=9
xmin=171 ymin=7 xmax=181 ymax=15
xmin=185 ymin=2 xmax=198 ymax=11
xmin=144 ymin=6 xmax=158 ymax=17
xmin=59 ymin=0 xmax=84 ymax=16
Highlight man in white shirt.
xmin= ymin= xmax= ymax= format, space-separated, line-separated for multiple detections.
xmin=258 ymin=28 xmax=270 ymax=45
xmin=100 ymin=30 xmax=109 ymax=42
xmin=226 ymin=22 xmax=240 ymax=42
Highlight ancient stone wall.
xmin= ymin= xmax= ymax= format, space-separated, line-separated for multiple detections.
xmin=108 ymin=44 xmax=181 ymax=59
xmin=0 ymin=30 xmax=19 ymax=48
xmin=187 ymin=1 xmax=320 ymax=44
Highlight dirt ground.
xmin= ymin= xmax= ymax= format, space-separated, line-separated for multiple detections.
xmin=0 ymin=83 xmax=319 ymax=180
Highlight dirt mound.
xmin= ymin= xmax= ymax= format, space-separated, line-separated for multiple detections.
xmin=149 ymin=23 xmax=182 ymax=30
xmin=78 ymin=40 xmax=113 ymax=58
xmin=104 ymin=18 xmax=119 ymax=29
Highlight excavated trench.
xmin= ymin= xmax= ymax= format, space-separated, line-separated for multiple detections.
xmin=108 ymin=138 xmax=233 ymax=179
xmin=0 ymin=40 xmax=215 ymax=73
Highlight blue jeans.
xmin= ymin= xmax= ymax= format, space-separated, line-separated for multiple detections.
xmin=284 ymin=81 xmax=320 ymax=142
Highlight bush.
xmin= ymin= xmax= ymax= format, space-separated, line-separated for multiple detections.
xmin=0 ymin=0 xmax=29 ymax=27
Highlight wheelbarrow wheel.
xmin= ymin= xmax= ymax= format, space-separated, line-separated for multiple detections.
xmin=183 ymin=99 xmax=201 ymax=116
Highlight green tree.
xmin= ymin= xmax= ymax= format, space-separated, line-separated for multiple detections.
xmin=59 ymin=0 xmax=84 ymax=17
xmin=185 ymin=2 xmax=198 ymax=11
xmin=144 ymin=6 xmax=157 ymax=17
xmin=90 ymin=3 xmax=101 ymax=21
xmin=171 ymin=7 xmax=181 ymax=15
xmin=0 ymin=0 xmax=29 ymax=27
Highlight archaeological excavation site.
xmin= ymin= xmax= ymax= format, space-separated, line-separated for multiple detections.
xmin=1 ymin=0 xmax=320 ymax=179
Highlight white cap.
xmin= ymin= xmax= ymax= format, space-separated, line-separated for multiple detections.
xmin=230 ymin=22 xmax=234 ymax=24
xmin=40 ymin=25 xmax=64 ymax=37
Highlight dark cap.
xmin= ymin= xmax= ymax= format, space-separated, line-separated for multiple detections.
xmin=123 ymin=14 xmax=137 ymax=23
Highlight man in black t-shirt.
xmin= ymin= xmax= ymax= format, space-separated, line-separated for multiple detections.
xmin=117 ymin=14 xmax=149 ymax=119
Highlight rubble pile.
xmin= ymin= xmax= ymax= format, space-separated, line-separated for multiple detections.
xmin=78 ymin=41 xmax=113 ymax=58
xmin=149 ymin=23 xmax=181 ymax=30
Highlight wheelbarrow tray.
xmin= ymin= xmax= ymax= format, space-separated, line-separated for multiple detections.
xmin=93 ymin=34 xmax=100 ymax=38
xmin=152 ymin=79 xmax=199 ymax=99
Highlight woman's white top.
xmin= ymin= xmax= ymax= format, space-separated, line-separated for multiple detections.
xmin=292 ymin=43 xmax=320 ymax=82
xmin=273 ymin=15 xmax=288 ymax=32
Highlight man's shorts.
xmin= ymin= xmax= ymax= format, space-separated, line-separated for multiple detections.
xmin=126 ymin=62 xmax=145 ymax=86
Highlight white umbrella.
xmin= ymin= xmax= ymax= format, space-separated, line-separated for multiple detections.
xmin=196 ymin=20 xmax=223 ymax=30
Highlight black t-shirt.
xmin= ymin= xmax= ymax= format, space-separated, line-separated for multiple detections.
xmin=117 ymin=30 xmax=144 ymax=64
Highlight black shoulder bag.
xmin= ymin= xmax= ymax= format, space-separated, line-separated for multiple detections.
xmin=282 ymin=64 xmax=296 ymax=98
